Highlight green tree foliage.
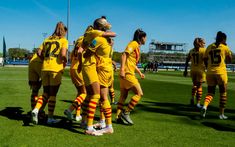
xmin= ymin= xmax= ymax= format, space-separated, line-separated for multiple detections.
xmin=232 ymin=53 xmax=235 ymax=64
xmin=112 ymin=51 xmax=122 ymax=63
xmin=0 ymin=52 xmax=3 ymax=57
xmin=8 ymin=48 xmax=30 ymax=59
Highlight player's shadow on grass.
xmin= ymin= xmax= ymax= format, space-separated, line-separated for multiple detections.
xmin=139 ymin=100 xmax=235 ymax=120
xmin=0 ymin=107 xmax=32 ymax=126
xmin=202 ymin=122 xmax=235 ymax=132
xmin=0 ymin=107 xmax=84 ymax=134
xmin=139 ymin=101 xmax=235 ymax=132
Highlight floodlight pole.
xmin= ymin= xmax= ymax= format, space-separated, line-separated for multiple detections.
xmin=66 ymin=0 xmax=70 ymax=63
xmin=67 ymin=0 xmax=70 ymax=41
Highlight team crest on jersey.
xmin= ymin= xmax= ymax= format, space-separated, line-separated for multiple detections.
xmin=90 ymin=40 xmax=97 ymax=48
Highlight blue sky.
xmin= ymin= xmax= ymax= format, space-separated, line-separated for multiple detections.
xmin=0 ymin=0 xmax=235 ymax=53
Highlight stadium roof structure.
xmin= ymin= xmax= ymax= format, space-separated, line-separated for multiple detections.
xmin=149 ymin=39 xmax=187 ymax=54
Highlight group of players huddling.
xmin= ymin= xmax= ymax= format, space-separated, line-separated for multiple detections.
xmin=28 ymin=16 xmax=147 ymax=136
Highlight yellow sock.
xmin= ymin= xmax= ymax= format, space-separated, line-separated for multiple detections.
xmin=103 ymin=99 xmax=112 ymax=126
xmin=125 ymin=95 xmax=141 ymax=112
xmin=203 ymin=94 xmax=213 ymax=108
xmin=87 ymin=94 xmax=100 ymax=127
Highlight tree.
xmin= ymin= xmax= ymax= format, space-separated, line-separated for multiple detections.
xmin=8 ymin=48 xmax=30 ymax=60
xmin=112 ymin=51 xmax=122 ymax=63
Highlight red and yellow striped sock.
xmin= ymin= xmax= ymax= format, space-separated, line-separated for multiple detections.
xmin=103 ymin=99 xmax=112 ymax=126
xmin=70 ymin=93 xmax=86 ymax=112
xmin=35 ymin=95 xmax=47 ymax=110
xmin=219 ymin=92 xmax=227 ymax=113
xmin=125 ymin=95 xmax=141 ymax=112
xmin=48 ymin=96 xmax=56 ymax=118
xmin=99 ymin=101 xmax=105 ymax=121
xmin=196 ymin=87 xmax=202 ymax=104
xmin=116 ymin=96 xmax=126 ymax=118
xmin=203 ymin=94 xmax=213 ymax=108
xmin=81 ymin=96 xmax=90 ymax=123
xmin=109 ymin=88 xmax=115 ymax=103
xmin=191 ymin=86 xmax=197 ymax=99
xmin=87 ymin=94 xmax=100 ymax=128
xmin=31 ymin=95 xmax=38 ymax=110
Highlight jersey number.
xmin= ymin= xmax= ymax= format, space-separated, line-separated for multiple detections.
xmin=44 ymin=41 xmax=60 ymax=58
xmin=209 ymin=49 xmax=221 ymax=64
xmin=192 ymin=53 xmax=199 ymax=64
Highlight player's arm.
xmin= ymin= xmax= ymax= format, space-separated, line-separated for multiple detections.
xmin=225 ymin=49 xmax=232 ymax=64
xmin=112 ymin=60 xmax=117 ymax=71
xmin=120 ymin=52 xmax=127 ymax=79
xmin=61 ymin=47 xmax=67 ymax=68
xmin=135 ymin=65 xmax=145 ymax=79
xmin=77 ymin=46 xmax=84 ymax=73
xmin=102 ymin=31 xmax=116 ymax=38
xmin=183 ymin=54 xmax=190 ymax=77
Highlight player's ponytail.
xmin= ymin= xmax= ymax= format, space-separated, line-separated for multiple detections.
xmin=52 ymin=21 xmax=67 ymax=38
xmin=133 ymin=29 xmax=147 ymax=44
xmin=215 ymin=31 xmax=227 ymax=47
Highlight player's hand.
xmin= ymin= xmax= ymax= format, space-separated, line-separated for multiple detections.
xmin=120 ymin=70 xmax=125 ymax=79
xmin=140 ymin=73 xmax=145 ymax=79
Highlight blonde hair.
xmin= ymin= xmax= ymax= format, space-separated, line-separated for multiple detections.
xmin=51 ymin=21 xmax=67 ymax=38
xmin=193 ymin=38 xmax=205 ymax=48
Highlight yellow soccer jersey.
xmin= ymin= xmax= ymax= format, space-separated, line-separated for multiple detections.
xmin=124 ymin=41 xmax=140 ymax=75
xmin=188 ymin=47 xmax=206 ymax=72
xmin=70 ymin=36 xmax=84 ymax=70
xmin=89 ymin=37 xmax=112 ymax=70
xmin=39 ymin=36 xmax=68 ymax=72
xmin=29 ymin=53 xmax=42 ymax=64
xmin=83 ymin=26 xmax=104 ymax=49
xmin=205 ymin=43 xmax=232 ymax=74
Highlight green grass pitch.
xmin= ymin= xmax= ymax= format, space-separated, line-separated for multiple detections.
xmin=0 ymin=67 xmax=235 ymax=146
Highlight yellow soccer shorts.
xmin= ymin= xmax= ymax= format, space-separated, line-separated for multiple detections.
xmin=97 ymin=68 xmax=112 ymax=88
xmin=120 ymin=74 xmax=139 ymax=90
xmin=206 ymin=73 xmax=228 ymax=86
xmin=190 ymin=70 xmax=206 ymax=83
xmin=28 ymin=61 xmax=42 ymax=83
xmin=70 ymin=69 xmax=84 ymax=87
xmin=82 ymin=63 xmax=99 ymax=86
xmin=41 ymin=71 xmax=63 ymax=86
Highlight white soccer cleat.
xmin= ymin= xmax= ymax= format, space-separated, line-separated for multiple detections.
xmin=47 ymin=118 xmax=59 ymax=124
xmin=85 ymin=128 xmax=103 ymax=136
xmin=219 ymin=114 xmax=228 ymax=120
xmin=93 ymin=122 xmax=106 ymax=129
xmin=201 ymin=107 xmax=207 ymax=118
xmin=64 ymin=109 xmax=74 ymax=120
xmin=98 ymin=127 xmax=114 ymax=134
xmin=75 ymin=115 xmax=82 ymax=122
xmin=196 ymin=103 xmax=202 ymax=109
xmin=31 ymin=108 xmax=39 ymax=125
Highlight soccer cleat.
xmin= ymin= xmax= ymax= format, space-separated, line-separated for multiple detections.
xmin=98 ymin=127 xmax=114 ymax=134
xmin=93 ymin=122 xmax=106 ymax=129
xmin=75 ymin=115 xmax=82 ymax=122
xmin=200 ymin=107 xmax=207 ymax=118
xmin=196 ymin=103 xmax=202 ymax=109
xmin=31 ymin=109 xmax=39 ymax=125
xmin=64 ymin=109 xmax=73 ymax=120
xmin=85 ymin=128 xmax=103 ymax=136
xmin=121 ymin=111 xmax=134 ymax=125
xmin=47 ymin=118 xmax=59 ymax=124
xmin=219 ymin=114 xmax=228 ymax=120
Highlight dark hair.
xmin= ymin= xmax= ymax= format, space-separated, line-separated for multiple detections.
xmin=215 ymin=31 xmax=227 ymax=47
xmin=133 ymin=29 xmax=146 ymax=43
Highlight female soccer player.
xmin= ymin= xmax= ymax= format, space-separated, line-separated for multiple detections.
xmin=116 ymin=29 xmax=146 ymax=125
xmin=201 ymin=31 xmax=232 ymax=119
xmin=184 ymin=38 xmax=206 ymax=108
xmin=64 ymin=36 xmax=86 ymax=122
xmin=82 ymin=17 xmax=116 ymax=136
xmin=31 ymin=21 xmax=68 ymax=124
